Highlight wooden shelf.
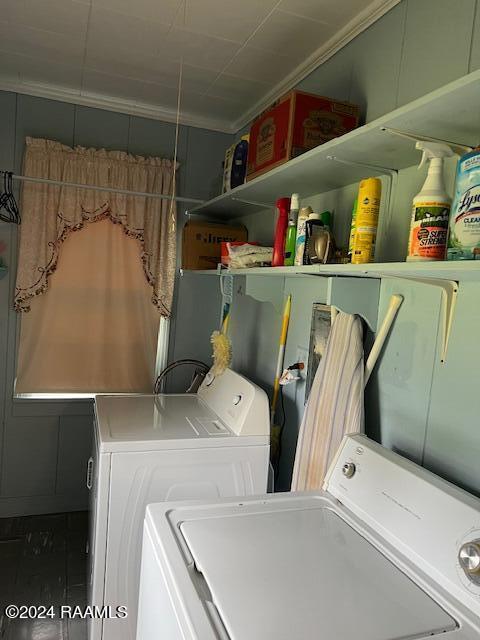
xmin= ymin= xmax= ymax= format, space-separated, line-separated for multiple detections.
xmin=187 ymin=70 xmax=480 ymax=219
xmin=182 ymin=261 xmax=480 ymax=282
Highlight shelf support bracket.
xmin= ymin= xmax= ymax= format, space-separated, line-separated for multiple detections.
xmin=380 ymin=127 xmax=472 ymax=155
xmin=231 ymin=196 xmax=272 ymax=209
xmin=389 ymin=276 xmax=459 ymax=364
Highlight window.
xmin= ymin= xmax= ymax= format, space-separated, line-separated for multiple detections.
xmin=16 ymin=220 xmax=167 ymax=395
xmin=14 ymin=138 xmax=176 ymax=396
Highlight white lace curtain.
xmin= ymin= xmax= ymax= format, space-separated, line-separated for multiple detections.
xmin=14 ymin=137 xmax=177 ymax=317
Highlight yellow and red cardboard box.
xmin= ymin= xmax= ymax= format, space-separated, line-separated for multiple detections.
xmin=246 ymin=90 xmax=360 ymax=181
xmin=182 ymin=221 xmax=247 ymax=270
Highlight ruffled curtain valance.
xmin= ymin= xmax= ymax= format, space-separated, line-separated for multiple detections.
xmin=15 ymin=137 xmax=177 ymax=317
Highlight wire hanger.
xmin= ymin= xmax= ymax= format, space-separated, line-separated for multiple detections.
xmin=0 ymin=171 xmax=21 ymax=224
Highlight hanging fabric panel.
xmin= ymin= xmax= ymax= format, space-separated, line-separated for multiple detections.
xmin=16 ymin=219 xmax=160 ymax=394
xmin=291 ymin=312 xmax=364 ymax=491
xmin=14 ymin=137 xmax=177 ymax=317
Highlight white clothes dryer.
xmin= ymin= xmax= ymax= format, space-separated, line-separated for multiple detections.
xmin=88 ymin=368 xmax=270 ymax=640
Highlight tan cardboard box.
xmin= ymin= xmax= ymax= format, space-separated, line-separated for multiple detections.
xmin=182 ymin=220 xmax=248 ymax=270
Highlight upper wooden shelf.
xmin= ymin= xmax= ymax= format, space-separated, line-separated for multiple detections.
xmin=187 ymin=70 xmax=480 ymax=219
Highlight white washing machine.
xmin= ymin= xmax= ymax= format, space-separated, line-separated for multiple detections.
xmin=87 ymin=368 xmax=270 ymax=640
xmin=137 ymin=434 xmax=480 ymax=640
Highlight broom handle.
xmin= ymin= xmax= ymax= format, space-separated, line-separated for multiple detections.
xmin=271 ymin=295 xmax=292 ymax=423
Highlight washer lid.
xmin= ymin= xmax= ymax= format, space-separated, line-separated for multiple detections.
xmin=180 ymin=505 xmax=457 ymax=640
xmin=95 ymin=394 xmax=234 ymax=452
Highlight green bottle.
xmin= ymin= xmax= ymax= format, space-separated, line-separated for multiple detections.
xmin=284 ymin=193 xmax=299 ymax=266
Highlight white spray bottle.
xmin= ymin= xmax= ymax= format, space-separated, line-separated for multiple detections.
xmin=407 ymin=141 xmax=455 ymax=261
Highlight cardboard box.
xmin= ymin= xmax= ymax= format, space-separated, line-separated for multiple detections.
xmin=182 ymin=221 xmax=247 ymax=270
xmin=247 ymin=91 xmax=360 ymax=181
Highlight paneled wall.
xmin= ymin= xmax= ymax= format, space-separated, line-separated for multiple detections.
xmin=298 ymin=0 xmax=479 ymax=125
xmin=1 ymin=0 xmax=480 ymax=515
xmin=0 ymin=92 xmax=231 ymax=517
xmin=173 ymin=0 xmax=480 ymax=493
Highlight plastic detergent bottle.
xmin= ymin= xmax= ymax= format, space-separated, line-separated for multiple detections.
xmin=320 ymin=210 xmax=332 ymax=230
xmin=272 ymin=197 xmax=290 ymax=267
xmin=407 ymin=141 xmax=455 ymax=261
xmin=348 ymin=198 xmax=357 ymax=261
xmin=284 ymin=193 xmax=299 ymax=266
xmin=294 ymin=206 xmax=312 ymax=266
xmin=351 ymin=178 xmax=382 ymax=264
xmin=447 ymin=146 xmax=480 ymax=260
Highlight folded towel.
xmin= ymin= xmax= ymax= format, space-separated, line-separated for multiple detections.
xmin=228 ymin=243 xmax=273 ymax=269
xmin=291 ymin=312 xmax=364 ymax=491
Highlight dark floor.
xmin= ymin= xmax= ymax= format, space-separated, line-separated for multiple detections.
xmin=0 ymin=511 xmax=88 ymax=640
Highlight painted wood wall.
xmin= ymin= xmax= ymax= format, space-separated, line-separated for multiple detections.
xmin=175 ymin=0 xmax=480 ymax=493
xmin=1 ymin=0 xmax=480 ymax=515
xmin=0 ymin=92 xmax=231 ymax=517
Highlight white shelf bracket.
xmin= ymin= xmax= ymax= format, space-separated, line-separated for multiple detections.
xmin=380 ymin=127 xmax=472 ymax=155
xmin=231 ymin=196 xmax=272 ymax=209
xmin=326 ymin=155 xmax=397 ymax=176
xmin=389 ymin=276 xmax=459 ymax=364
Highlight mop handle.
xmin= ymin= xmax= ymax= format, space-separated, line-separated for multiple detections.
xmin=271 ymin=295 xmax=292 ymax=422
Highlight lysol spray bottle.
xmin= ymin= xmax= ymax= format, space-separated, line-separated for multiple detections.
xmin=447 ymin=146 xmax=480 ymax=260
xmin=351 ymin=178 xmax=382 ymax=264
xmin=407 ymin=142 xmax=455 ymax=261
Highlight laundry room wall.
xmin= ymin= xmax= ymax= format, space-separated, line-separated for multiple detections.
xmin=0 ymin=91 xmax=231 ymax=517
xmin=173 ymin=0 xmax=480 ymax=494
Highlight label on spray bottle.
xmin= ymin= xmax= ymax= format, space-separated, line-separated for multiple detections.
xmin=407 ymin=202 xmax=450 ymax=260
xmin=351 ymin=178 xmax=381 ymax=264
xmin=448 ymin=150 xmax=480 ymax=260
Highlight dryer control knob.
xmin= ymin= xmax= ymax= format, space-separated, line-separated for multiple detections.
xmin=459 ymin=540 xmax=480 ymax=575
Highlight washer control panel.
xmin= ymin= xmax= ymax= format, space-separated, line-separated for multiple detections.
xmin=459 ymin=539 xmax=480 ymax=584
xmin=325 ymin=435 xmax=480 ymax=619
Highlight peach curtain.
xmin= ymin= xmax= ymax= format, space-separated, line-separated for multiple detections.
xmin=14 ymin=137 xmax=176 ymax=316
xmin=16 ymin=220 xmax=160 ymax=394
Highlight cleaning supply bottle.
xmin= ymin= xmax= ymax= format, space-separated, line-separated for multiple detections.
xmin=304 ymin=213 xmax=331 ymax=264
xmin=447 ymin=145 xmax=480 ymax=260
xmin=272 ymin=197 xmax=290 ymax=267
xmin=284 ymin=193 xmax=299 ymax=266
xmin=348 ymin=198 xmax=357 ymax=261
xmin=320 ymin=210 xmax=332 ymax=231
xmin=407 ymin=141 xmax=455 ymax=261
xmin=351 ymin=178 xmax=382 ymax=264
xmin=294 ymin=206 xmax=312 ymax=266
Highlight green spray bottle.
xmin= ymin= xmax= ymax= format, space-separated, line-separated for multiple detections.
xmin=284 ymin=193 xmax=299 ymax=266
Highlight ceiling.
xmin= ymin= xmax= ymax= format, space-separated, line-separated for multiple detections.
xmin=0 ymin=0 xmax=398 ymax=132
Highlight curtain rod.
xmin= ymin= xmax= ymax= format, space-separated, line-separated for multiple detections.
xmin=0 ymin=171 xmax=205 ymax=205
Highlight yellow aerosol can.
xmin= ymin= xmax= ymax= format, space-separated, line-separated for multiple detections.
xmin=351 ymin=178 xmax=382 ymax=264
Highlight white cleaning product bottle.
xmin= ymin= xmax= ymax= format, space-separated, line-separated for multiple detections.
xmin=447 ymin=146 xmax=480 ymax=260
xmin=407 ymin=141 xmax=455 ymax=261
xmin=294 ymin=206 xmax=312 ymax=266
